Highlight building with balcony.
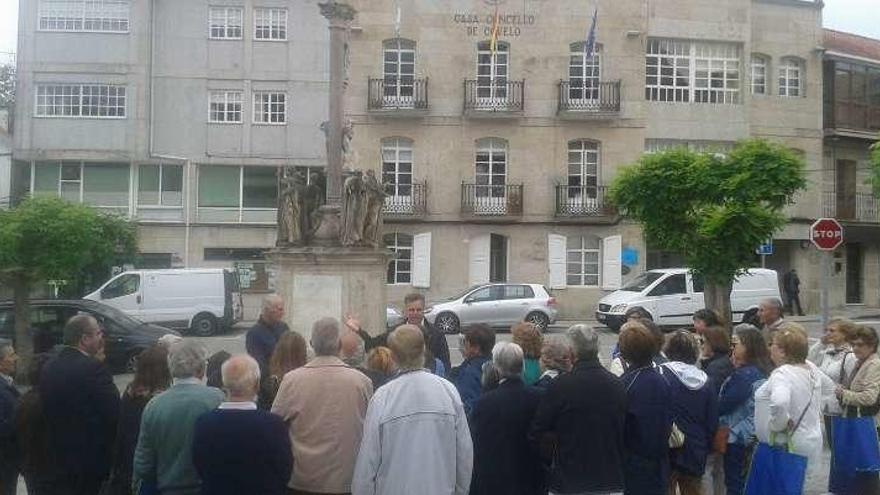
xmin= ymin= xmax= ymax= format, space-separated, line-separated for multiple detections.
xmin=821 ymin=29 xmax=880 ymax=307
xmin=346 ymin=0 xmax=827 ymax=316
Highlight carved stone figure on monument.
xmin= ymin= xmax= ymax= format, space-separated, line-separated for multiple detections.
xmin=276 ymin=168 xmax=300 ymax=246
xmin=362 ymin=169 xmax=387 ymax=247
xmin=341 ymin=170 xmax=367 ymax=246
xmin=341 ymin=119 xmax=355 ymax=169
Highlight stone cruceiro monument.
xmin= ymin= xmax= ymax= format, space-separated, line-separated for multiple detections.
xmin=270 ymin=1 xmax=390 ymax=340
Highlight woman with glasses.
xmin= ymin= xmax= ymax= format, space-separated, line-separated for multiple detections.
xmin=716 ymin=324 xmax=773 ymax=495
xmin=833 ymin=325 xmax=880 ymax=494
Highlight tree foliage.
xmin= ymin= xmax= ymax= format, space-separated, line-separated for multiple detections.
xmin=0 ymin=197 xmax=137 ymax=374
xmin=610 ymin=139 xmax=807 ymax=319
xmin=0 ymin=63 xmax=13 ymax=108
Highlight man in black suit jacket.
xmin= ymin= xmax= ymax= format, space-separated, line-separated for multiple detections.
xmin=470 ymin=341 xmax=544 ymax=495
xmin=0 ymin=339 xmax=20 ymax=495
xmin=40 ymin=314 xmax=120 ymax=495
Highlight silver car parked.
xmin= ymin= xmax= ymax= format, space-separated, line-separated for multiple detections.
xmin=423 ymin=283 xmax=558 ymax=334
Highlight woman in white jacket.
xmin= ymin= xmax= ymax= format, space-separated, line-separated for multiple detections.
xmin=754 ymin=323 xmax=835 ymax=486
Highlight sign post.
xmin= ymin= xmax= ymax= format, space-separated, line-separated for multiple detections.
xmin=810 ymin=218 xmax=844 ymax=330
xmin=756 ymin=239 xmax=773 ymax=268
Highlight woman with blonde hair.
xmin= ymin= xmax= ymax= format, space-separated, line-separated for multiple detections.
xmin=259 ymin=331 xmax=308 ymax=410
xmin=512 ymin=322 xmax=543 ymax=385
xmin=366 ymin=346 xmax=395 ymax=377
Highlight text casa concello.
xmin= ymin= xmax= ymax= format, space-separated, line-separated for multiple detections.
xmin=452 ymin=13 xmax=537 ymax=37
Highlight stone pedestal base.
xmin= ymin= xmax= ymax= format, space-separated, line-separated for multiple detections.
xmin=269 ymin=246 xmax=390 ymax=342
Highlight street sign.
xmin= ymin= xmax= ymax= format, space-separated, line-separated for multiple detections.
xmin=810 ymin=218 xmax=844 ymax=251
xmin=756 ymin=239 xmax=773 ymax=256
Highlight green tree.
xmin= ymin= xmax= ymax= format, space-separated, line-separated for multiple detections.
xmin=0 ymin=62 xmax=14 ymax=108
xmin=0 ymin=197 xmax=137 ymax=377
xmin=610 ymin=139 xmax=807 ymax=325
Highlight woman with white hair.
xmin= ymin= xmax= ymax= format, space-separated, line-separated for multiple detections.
xmin=470 ymin=342 xmax=544 ymax=495
xmin=533 ymin=337 xmax=572 ymax=390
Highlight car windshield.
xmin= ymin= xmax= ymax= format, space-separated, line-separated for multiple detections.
xmin=445 ymin=285 xmax=482 ymax=301
xmin=620 ymin=272 xmax=665 ymax=292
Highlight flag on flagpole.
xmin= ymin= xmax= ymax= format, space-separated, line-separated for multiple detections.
xmin=489 ymin=8 xmax=500 ymax=56
xmin=584 ymin=6 xmax=598 ymax=58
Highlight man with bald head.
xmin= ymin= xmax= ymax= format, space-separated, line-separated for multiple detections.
xmin=247 ymin=295 xmax=289 ymax=379
xmin=340 ymin=331 xmax=387 ymax=389
xmin=353 ymin=325 xmax=472 ymax=495
xmin=193 ymin=355 xmax=292 ymax=495
xmin=40 ymin=314 xmax=120 ymax=495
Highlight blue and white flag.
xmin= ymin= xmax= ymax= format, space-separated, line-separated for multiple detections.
xmin=584 ymin=6 xmax=598 ymax=57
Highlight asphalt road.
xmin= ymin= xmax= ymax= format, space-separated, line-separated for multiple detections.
xmin=29 ymin=317 xmax=877 ymax=495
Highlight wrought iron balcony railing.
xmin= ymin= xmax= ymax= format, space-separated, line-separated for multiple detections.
xmin=368 ymin=77 xmax=429 ymax=111
xmin=822 ymin=190 xmax=879 ymax=222
xmin=555 ymin=185 xmax=615 ymax=216
xmin=382 ymin=181 xmax=427 ymax=217
xmin=461 ymin=183 xmax=524 ymax=216
xmin=558 ymin=81 xmax=621 ymax=114
xmin=463 ymin=79 xmax=525 ymax=113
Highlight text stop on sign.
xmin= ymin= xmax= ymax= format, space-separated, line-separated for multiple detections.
xmin=810 ymin=218 xmax=844 ymax=251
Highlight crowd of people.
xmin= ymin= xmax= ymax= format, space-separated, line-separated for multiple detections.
xmin=0 ymin=292 xmax=877 ymax=495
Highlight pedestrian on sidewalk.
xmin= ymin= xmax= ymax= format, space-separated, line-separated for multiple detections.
xmin=783 ymin=269 xmax=804 ymax=316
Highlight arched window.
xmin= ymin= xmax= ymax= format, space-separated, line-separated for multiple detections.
xmin=569 ymin=42 xmax=602 ymax=101
xmin=476 ymin=41 xmax=509 ymax=99
xmin=384 ymin=233 xmax=413 ymax=284
xmin=381 ymin=137 xmax=413 ymax=199
xmin=751 ymin=54 xmax=769 ymax=95
xmin=779 ymin=57 xmax=803 ymax=97
xmin=383 ymin=39 xmax=416 ymax=99
xmin=566 ymin=235 xmax=601 ymax=286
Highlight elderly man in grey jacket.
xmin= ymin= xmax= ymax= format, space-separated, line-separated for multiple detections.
xmin=352 ymin=324 xmax=473 ymax=495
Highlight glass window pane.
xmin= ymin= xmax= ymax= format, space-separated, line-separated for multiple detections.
xmin=161 ymin=165 xmax=183 ymax=206
xmin=242 ymin=167 xmax=278 ymax=208
xmin=34 ymin=162 xmax=59 ymax=196
xmin=83 ymin=163 xmax=129 ymax=207
xmin=199 ymin=166 xmax=240 ymax=207
xmin=138 ymin=165 xmax=160 ymax=204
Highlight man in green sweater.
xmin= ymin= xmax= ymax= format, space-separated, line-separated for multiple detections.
xmin=133 ymin=340 xmax=224 ymax=494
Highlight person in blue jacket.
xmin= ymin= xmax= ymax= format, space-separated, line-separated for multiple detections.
xmin=451 ymin=324 xmax=496 ymax=415
xmin=718 ymin=324 xmax=773 ymax=495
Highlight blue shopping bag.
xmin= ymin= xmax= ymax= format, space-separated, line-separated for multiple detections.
xmin=832 ymin=416 xmax=880 ymax=473
xmin=743 ymin=442 xmax=808 ymax=495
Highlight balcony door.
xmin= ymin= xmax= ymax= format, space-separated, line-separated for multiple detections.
xmin=381 ymin=138 xmax=413 ymax=213
xmin=475 ymin=138 xmax=507 ymax=214
xmin=383 ymin=39 xmax=416 ymax=106
xmin=476 ymin=41 xmax=509 ymax=104
xmin=836 ymin=159 xmax=857 ymax=220
xmin=567 ymin=140 xmax=599 ymax=210
xmin=569 ymin=42 xmax=601 ymax=102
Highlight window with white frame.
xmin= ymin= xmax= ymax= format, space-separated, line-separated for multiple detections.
xmin=476 ymin=41 xmax=509 ymax=99
xmin=209 ymin=91 xmax=243 ymax=123
xmin=384 ymin=233 xmax=413 ymax=284
xmin=569 ymin=42 xmax=601 ymax=100
xmin=32 ymin=161 xmax=130 ymax=208
xmin=254 ymin=8 xmax=287 ymax=41
xmin=646 ymin=39 xmax=742 ymax=104
xmin=381 ymin=138 xmax=413 ymax=198
xmin=475 ymin=138 xmax=507 ymax=199
xmin=138 ymin=164 xmax=183 ymax=207
xmin=566 ymin=235 xmax=600 ymax=286
xmin=35 ymin=84 xmax=126 ymax=118
xmin=39 ymin=0 xmax=130 ymax=32
xmin=383 ymin=39 xmax=416 ymax=100
xmin=567 ymin=140 xmax=599 ymax=197
xmin=253 ymin=92 xmax=286 ymax=124
xmin=209 ymin=7 xmax=243 ymax=39
xmin=198 ymin=165 xmax=278 ymax=222
xmin=778 ymin=57 xmax=803 ymax=97
xmin=751 ymin=55 xmax=768 ymax=95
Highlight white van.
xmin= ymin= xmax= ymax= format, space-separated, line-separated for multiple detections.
xmin=84 ymin=269 xmax=243 ymax=336
xmin=595 ymin=268 xmax=780 ymax=331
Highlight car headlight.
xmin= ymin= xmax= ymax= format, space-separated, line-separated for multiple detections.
xmin=610 ymin=304 xmax=628 ymax=313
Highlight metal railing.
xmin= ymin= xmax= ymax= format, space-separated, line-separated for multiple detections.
xmin=368 ymin=77 xmax=429 ymax=110
xmin=822 ymin=191 xmax=879 ymax=222
xmin=555 ymin=185 xmax=615 ymax=216
xmin=382 ymin=181 xmax=427 ymax=216
xmin=461 ymin=183 xmax=524 ymax=216
xmin=463 ymin=79 xmax=525 ymax=112
xmin=558 ymin=81 xmax=621 ymax=113
xmin=825 ymin=101 xmax=880 ymax=133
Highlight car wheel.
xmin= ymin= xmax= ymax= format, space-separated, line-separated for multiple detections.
xmin=526 ymin=312 xmax=550 ymax=331
xmin=435 ymin=312 xmax=460 ymax=334
xmin=125 ymin=349 xmax=144 ymax=374
xmin=191 ymin=313 xmax=218 ymax=337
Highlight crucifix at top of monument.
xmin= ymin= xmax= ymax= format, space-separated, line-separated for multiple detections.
xmin=275 ymin=1 xmax=386 ymax=249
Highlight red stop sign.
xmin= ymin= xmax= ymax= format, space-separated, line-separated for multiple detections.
xmin=810 ymin=218 xmax=844 ymax=251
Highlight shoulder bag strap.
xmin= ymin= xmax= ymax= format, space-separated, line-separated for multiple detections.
xmin=790 ymin=371 xmax=816 ymax=436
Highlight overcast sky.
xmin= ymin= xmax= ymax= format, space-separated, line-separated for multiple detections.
xmin=1 ymin=0 xmax=879 ymax=57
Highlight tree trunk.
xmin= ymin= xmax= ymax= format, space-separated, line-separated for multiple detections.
xmin=12 ymin=273 xmax=34 ymax=384
xmin=704 ymin=280 xmax=734 ymax=331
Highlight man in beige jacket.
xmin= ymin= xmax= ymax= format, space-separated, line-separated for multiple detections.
xmin=272 ymin=317 xmax=374 ymax=495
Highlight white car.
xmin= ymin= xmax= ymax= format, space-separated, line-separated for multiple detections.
xmin=424 ymin=283 xmax=558 ymax=334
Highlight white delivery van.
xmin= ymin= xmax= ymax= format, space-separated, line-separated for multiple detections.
xmin=595 ymin=268 xmax=780 ymax=331
xmin=84 ymin=269 xmax=243 ymax=336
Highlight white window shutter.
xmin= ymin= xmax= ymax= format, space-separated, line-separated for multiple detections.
xmin=547 ymin=234 xmax=567 ymax=289
xmin=468 ymin=234 xmax=491 ymax=286
xmin=602 ymin=235 xmax=622 ymax=290
xmin=411 ymin=232 xmax=431 ymax=288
